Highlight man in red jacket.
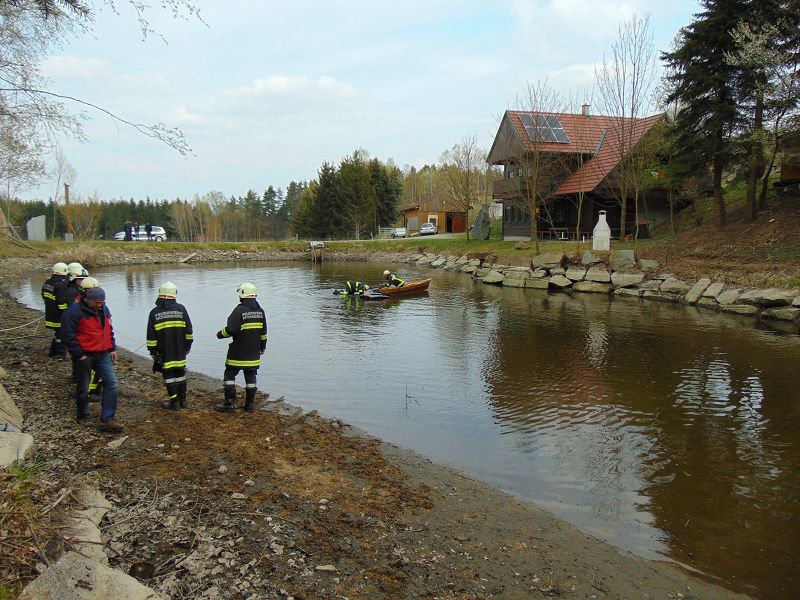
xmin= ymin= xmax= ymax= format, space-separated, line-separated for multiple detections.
xmin=61 ymin=287 xmax=123 ymax=432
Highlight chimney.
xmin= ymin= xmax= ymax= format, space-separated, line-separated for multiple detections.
xmin=581 ymin=103 xmax=590 ymax=117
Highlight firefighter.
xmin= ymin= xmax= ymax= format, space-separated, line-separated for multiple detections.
xmin=41 ymin=262 xmax=70 ymax=357
xmin=383 ymin=270 xmax=405 ymax=288
xmin=62 ymin=262 xmax=87 ymax=306
xmin=146 ymin=282 xmax=193 ymax=410
xmin=215 ymin=282 xmax=267 ymax=413
xmin=336 ymin=281 xmax=369 ymax=295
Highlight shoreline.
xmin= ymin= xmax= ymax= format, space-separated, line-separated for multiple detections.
xmin=0 ymin=252 xmax=751 ymax=599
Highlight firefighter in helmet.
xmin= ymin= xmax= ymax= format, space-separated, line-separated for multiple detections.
xmin=41 ymin=262 xmax=69 ymax=357
xmin=383 ymin=269 xmax=405 ymax=288
xmin=146 ymin=282 xmax=193 ymax=410
xmin=215 ymin=282 xmax=267 ymax=412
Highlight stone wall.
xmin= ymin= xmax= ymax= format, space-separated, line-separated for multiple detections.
xmin=399 ymin=250 xmax=800 ymax=327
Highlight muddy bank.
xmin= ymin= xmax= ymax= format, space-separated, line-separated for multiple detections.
xmin=0 ymin=258 xmax=749 ymax=599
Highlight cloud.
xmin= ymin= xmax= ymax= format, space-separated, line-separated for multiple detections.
xmin=225 ymin=75 xmax=359 ymax=106
xmin=41 ymin=56 xmax=112 ymax=79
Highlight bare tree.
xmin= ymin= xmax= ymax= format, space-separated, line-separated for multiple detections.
xmin=48 ymin=147 xmax=75 ymax=237
xmin=69 ymin=192 xmax=102 ymax=240
xmin=596 ymin=13 xmax=657 ymax=238
xmin=0 ymin=1 xmax=199 ymax=193
xmin=727 ymin=19 xmax=800 ymax=219
xmin=502 ymin=80 xmax=565 ymax=252
xmin=439 ymin=135 xmax=485 ymax=241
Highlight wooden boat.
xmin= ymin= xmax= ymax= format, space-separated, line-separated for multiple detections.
xmin=378 ymin=278 xmax=431 ymax=296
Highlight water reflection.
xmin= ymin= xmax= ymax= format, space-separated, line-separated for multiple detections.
xmin=10 ymin=262 xmax=800 ymax=599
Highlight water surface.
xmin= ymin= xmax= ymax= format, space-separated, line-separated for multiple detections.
xmin=12 ymin=261 xmax=800 ymax=598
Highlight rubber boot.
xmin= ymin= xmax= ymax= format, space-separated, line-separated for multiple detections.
xmin=215 ymin=386 xmax=237 ymax=412
xmin=161 ymin=383 xmax=180 ymax=410
xmin=178 ymin=382 xmax=187 ymax=409
xmin=244 ymin=388 xmax=257 ymax=412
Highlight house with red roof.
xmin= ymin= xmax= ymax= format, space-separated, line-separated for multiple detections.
xmin=488 ymin=106 xmax=667 ymax=240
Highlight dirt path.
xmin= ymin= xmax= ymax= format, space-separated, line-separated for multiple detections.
xmin=0 ymin=258 xmax=750 ymax=599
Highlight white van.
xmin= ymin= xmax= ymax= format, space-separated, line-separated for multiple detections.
xmin=114 ymin=225 xmax=168 ymax=241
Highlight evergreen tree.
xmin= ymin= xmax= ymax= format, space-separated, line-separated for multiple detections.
xmin=662 ymin=0 xmax=750 ymax=226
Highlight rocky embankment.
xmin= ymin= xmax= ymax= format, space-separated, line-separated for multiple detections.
xmin=400 ymin=249 xmax=800 ymax=329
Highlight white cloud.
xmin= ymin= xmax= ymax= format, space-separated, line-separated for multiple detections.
xmin=226 ymin=75 xmax=358 ymax=103
xmin=41 ymin=56 xmax=112 ymax=79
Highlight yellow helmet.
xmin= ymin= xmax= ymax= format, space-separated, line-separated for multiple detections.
xmin=52 ymin=262 xmax=69 ymax=276
xmin=237 ymin=282 xmax=257 ymax=298
xmin=383 ymin=270 xmax=390 ymax=276
xmin=158 ymin=281 xmax=177 ymax=298
xmin=80 ymin=277 xmax=100 ymax=289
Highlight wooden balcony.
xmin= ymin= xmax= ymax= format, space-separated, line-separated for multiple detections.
xmin=492 ymin=177 xmax=530 ymax=199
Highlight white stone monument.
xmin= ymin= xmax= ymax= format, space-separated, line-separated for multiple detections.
xmin=26 ymin=215 xmax=47 ymax=241
xmin=592 ymin=210 xmax=611 ymax=251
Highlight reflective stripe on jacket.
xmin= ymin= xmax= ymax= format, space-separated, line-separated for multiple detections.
xmin=217 ymin=298 xmax=267 ymax=368
xmin=146 ymin=298 xmax=193 ymax=369
xmin=41 ymin=274 xmax=68 ymax=329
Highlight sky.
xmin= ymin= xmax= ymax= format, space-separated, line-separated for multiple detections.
xmin=23 ymin=0 xmax=702 ymax=202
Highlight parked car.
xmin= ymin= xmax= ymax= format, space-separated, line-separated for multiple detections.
xmin=391 ymin=227 xmax=407 ymax=239
xmin=114 ymin=225 xmax=168 ymax=241
xmin=420 ymin=222 xmax=438 ymax=236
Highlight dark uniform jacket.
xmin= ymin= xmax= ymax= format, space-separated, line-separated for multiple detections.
xmin=340 ymin=281 xmax=368 ymax=295
xmin=385 ymin=273 xmax=405 ymax=287
xmin=63 ymin=281 xmax=84 ymax=307
xmin=61 ymin=300 xmax=116 ymax=358
xmin=216 ymin=298 xmax=267 ymax=368
xmin=41 ymin=274 xmax=68 ymax=329
xmin=146 ymin=298 xmax=193 ymax=370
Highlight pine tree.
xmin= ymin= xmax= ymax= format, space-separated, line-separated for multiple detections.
xmin=662 ymin=0 xmax=750 ymax=227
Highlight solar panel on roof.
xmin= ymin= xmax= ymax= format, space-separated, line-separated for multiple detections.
xmin=520 ymin=113 xmax=570 ymax=144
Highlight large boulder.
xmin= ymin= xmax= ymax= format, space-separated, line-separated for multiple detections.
xmin=685 ymin=278 xmax=712 ymax=304
xmin=716 ymin=289 xmax=741 ymax=305
xmin=660 ymin=279 xmax=692 ymax=294
xmin=482 ymin=270 xmax=505 ymax=284
xmin=761 ymin=307 xmax=800 ymax=321
xmin=19 ymin=552 xmax=164 ymax=600
xmin=721 ymin=304 xmax=758 ymax=316
xmin=495 ymin=255 xmax=531 ymax=268
xmin=1 ymin=383 xmax=23 ymax=430
xmin=532 ymin=252 xmax=565 ymax=269
xmin=585 ymin=267 xmax=611 ymax=283
xmin=0 ymin=432 xmax=34 ymax=467
xmin=525 ymin=278 xmax=550 ymax=289
xmin=565 ymin=267 xmax=586 ymax=281
xmin=573 ymin=281 xmax=612 ymax=294
xmin=739 ymin=288 xmax=798 ymax=307
xmin=581 ymin=251 xmax=604 ymax=266
xmin=549 ymin=275 xmax=573 ymax=289
xmin=611 ymin=271 xmax=645 ymax=288
xmin=703 ymin=282 xmax=725 ymax=298
xmin=609 ymin=250 xmax=636 ymax=270
xmin=471 ymin=204 xmax=491 ymax=240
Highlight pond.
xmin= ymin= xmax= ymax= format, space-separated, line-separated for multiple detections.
xmin=12 ymin=261 xmax=800 ymax=599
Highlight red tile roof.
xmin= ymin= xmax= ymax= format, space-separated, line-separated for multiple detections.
xmin=497 ymin=111 xmax=662 ymax=195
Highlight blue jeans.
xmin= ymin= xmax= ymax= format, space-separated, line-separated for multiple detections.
xmin=76 ymin=351 xmax=118 ymax=421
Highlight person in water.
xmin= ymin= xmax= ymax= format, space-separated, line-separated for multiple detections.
xmin=337 ymin=281 xmax=369 ymax=295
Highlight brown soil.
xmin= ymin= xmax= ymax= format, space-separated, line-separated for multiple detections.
xmin=636 ymin=193 xmax=800 ymax=287
xmin=0 ymin=234 xmax=770 ymax=598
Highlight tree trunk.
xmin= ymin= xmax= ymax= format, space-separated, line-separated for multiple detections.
xmin=619 ymin=197 xmax=627 ymax=240
xmin=746 ymin=93 xmax=764 ymax=222
xmin=712 ymin=158 xmax=726 ymax=227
